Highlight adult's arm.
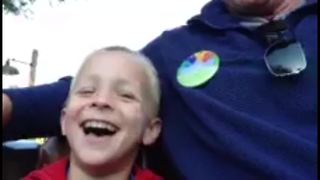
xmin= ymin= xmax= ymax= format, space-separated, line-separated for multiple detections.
xmin=2 ymin=76 xmax=72 ymax=141
xmin=3 ymin=93 xmax=12 ymax=127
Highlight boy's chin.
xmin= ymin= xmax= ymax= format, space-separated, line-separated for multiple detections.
xmin=79 ymin=152 xmax=114 ymax=166
xmin=71 ymin=150 xmax=113 ymax=168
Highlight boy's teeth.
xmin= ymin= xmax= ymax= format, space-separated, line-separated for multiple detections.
xmin=85 ymin=121 xmax=107 ymax=128
xmin=86 ymin=121 xmax=107 ymax=129
xmin=81 ymin=120 xmax=118 ymax=133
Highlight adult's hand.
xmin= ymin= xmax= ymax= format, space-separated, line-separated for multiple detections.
xmin=3 ymin=93 xmax=12 ymax=127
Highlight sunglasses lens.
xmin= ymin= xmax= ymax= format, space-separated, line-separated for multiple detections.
xmin=265 ymin=40 xmax=307 ymax=76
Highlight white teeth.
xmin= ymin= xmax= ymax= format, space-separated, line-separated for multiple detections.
xmin=106 ymin=124 xmax=114 ymax=130
xmin=82 ymin=120 xmax=118 ymax=132
xmin=85 ymin=121 xmax=108 ymax=129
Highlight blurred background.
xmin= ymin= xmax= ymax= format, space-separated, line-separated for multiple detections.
xmin=2 ymin=0 xmax=209 ymax=179
xmin=3 ymin=0 xmax=209 ymax=87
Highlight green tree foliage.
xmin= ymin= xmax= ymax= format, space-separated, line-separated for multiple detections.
xmin=2 ymin=0 xmax=64 ymax=15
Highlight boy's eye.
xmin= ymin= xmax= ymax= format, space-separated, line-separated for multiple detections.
xmin=120 ymin=93 xmax=135 ymax=100
xmin=77 ymin=87 xmax=95 ymax=95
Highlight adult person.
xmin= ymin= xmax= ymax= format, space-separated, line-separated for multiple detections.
xmin=3 ymin=0 xmax=317 ymax=179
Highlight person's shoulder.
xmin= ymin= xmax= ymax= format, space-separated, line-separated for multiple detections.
xmin=148 ymin=25 xmax=190 ymax=44
xmin=58 ymin=76 xmax=73 ymax=82
xmin=141 ymin=24 xmax=194 ymax=56
xmin=23 ymin=158 xmax=68 ymax=180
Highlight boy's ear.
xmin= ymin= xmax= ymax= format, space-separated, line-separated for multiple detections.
xmin=60 ymin=108 xmax=67 ymax=136
xmin=142 ymin=117 xmax=162 ymax=146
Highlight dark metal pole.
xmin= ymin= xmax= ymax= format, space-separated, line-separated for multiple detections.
xmin=29 ymin=49 xmax=38 ymax=86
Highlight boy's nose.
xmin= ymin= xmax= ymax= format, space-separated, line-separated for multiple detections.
xmin=91 ymin=93 xmax=114 ymax=110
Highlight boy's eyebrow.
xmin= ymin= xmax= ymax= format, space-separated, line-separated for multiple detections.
xmin=113 ymin=79 xmax=144 ymax=100
xmin=113 ymin=79 xmax=135 ymax=89
xmin=75 ymin=74 xmax=97 ymax=85
xmin=84 ymin=74 xmax=99 ymax=82
xmin=112 ymin=79 xmax=143 ymax=102
xmin=79 ymin=75 xmax=139 ymax=92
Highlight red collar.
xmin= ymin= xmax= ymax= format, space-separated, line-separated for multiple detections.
xmin=24 ymin=158 xmax=162 ymax=180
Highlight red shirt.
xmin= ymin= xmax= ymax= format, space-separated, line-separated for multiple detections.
xmin=24 ymin=158 xmax=163 ymax=180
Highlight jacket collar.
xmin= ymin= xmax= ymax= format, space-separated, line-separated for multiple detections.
xmin=24 ymin=158 xmax=162 ymax=180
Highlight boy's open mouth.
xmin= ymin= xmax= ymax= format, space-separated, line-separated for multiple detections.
xmin=80 ymin=119 xmax=119 ymax=137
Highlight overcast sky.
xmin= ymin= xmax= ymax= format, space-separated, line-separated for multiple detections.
xmin=2 ymin=0 xmax=209 ymax=88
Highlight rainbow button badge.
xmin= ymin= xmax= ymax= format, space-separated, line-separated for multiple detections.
xmin=177 ymin=50 xmax=220 ymax=87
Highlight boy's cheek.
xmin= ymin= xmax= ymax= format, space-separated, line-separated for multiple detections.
xmin=65 ymin=103 xmax=89 ymax=120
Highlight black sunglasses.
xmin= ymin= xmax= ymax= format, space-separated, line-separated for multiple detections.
xmin=259 ymin=20 xmax=307 ymax=77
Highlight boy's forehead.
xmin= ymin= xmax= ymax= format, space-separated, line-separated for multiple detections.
xmin=89 ymin=50 xmax=134 ymax=61
xmin=76 ymin=51 xmax=149 ymax=85
xmin=85 ymin=51 xmax=142 ymax=69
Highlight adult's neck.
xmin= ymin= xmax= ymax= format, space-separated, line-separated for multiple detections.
xmin=226 ymin=0 xmax=305 ymax=20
